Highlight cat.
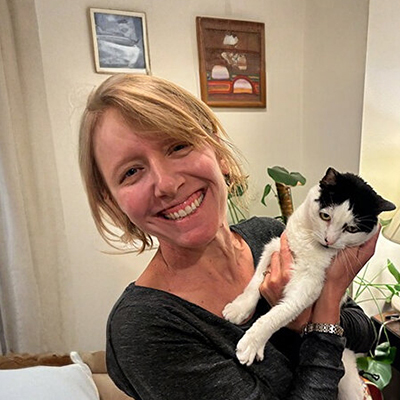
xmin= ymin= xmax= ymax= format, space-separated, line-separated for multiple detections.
xmin=223 ymin=167 xmax=395 ymax=400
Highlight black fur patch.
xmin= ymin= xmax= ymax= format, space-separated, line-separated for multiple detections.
xmin=317 ymin=167 xmax=395 ymax=233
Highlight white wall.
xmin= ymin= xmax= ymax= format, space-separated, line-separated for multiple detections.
xmin=25 ymin=0 xmax=368 ymax=351
xmin=360 ymin=0 xmax=400 ymax=206
xmin=358 ymin=0 xmax=400 ymax=316
xmin=302 ymin=0 xmax=369 ymax=186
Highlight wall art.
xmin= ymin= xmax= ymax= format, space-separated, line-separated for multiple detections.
xmin=90 ymin=8 xmax=150 ymax=74
xmin=196 ymin=17 xmax=266 ymax=108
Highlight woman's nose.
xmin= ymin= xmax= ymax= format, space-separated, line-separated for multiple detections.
xmin=151 ymin=161 xmax=183 ymax=198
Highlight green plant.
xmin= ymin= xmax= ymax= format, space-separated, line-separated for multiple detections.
xmin=227 ymin=183 xmax=247 ymax=224
xmin=354 ymin=259 xmax=400 ymax=390
xmin=354 ymin=259 xmax=400 ymax=309
xmin=261 ymin=166 xmax=306 ymax=223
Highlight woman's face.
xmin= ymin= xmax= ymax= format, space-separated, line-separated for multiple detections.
xmin=94 ymin=108 xmax=229 ymax=250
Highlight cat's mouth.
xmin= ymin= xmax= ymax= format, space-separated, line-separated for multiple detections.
xmin=319 ymin=242 xmax=344 ymax=250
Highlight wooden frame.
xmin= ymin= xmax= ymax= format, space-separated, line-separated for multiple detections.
xmin=196 ymin=17 xmax=266 ymax=108
xmin=89 ymin=8 xmax=150 ymax=74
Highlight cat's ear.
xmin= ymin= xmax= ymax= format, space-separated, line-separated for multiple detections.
xmin=320 ymin=167 xmax=339 ymax=187
xmin=376 ymin=197 xmax=396 ymax=213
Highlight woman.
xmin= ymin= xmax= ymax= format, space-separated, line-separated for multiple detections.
xmin=79 ymin=74 xmax=376 ymax=399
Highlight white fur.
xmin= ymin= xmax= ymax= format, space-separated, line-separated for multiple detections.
xmin=223 ymin=185 xmax=375 ymax=400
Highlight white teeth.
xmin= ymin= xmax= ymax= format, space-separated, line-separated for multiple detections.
xmin=164 ymin=193 xmax=204 ymax=220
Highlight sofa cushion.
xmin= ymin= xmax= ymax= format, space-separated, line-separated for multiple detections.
xmin=0 ymin=351 xmax=99 ymax=400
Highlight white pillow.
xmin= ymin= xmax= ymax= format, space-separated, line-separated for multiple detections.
xmin=0 ymin=351 xmax=100 ymax=400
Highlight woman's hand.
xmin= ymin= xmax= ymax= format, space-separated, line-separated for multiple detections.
xmin=258 ymin=229 xmax=380 ymax=329
xmin=312 ymin=228 xmax=380 ymax=324
xmin=325 ymin=228 xmax=380 ymax=294
xmin=259 ymin=233 xmax=312 ymax=332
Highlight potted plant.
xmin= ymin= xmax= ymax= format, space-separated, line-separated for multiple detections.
xmin=261 ymin=166 xmax=306 ymax=223
xmin=354 ymin=259 xmax=400 ymax=390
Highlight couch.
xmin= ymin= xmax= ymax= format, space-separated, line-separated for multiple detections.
xmin=0 ymin=350 xmax=132 ymax=400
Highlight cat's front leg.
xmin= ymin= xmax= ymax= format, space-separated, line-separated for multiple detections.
xmin=223 ymin=238 xmax=280 ymax=325
xmin=222 ymin=285 xmax=261 ymax=325
xmin=236 ymin=319 xmax=274 ymax=366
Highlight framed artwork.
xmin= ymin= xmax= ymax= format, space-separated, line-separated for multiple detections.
xmin=89 ymin=8 xmax=151 ymax=74
xmin=196 ymin=17 xmax=266 ymax=108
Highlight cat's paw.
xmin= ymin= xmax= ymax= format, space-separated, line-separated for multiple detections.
xmin=236 ymin=332 xmax=266 ymax=366
xmin=222 ymin=301 xmax=252 ymax=325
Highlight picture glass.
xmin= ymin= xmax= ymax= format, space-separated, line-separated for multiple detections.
xmin=196 ymin=17 xmax=266 ymax=108
xmin=90 ymin=9 xmax=150 ymax=74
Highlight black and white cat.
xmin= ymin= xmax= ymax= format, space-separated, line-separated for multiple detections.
xmin=223 ymin=167 xmax=395 ymax=400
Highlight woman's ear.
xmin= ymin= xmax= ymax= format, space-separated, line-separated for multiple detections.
xmin=219 ymin=157 xmax=230 ymax=175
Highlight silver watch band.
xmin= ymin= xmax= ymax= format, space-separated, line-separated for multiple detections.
xmin=302 ymin=322 xmax=344 ymax=337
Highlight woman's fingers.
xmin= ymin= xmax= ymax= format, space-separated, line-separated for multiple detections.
xmin=259 ymin=233 xmax=293 ymax=305
xmin=356 ymin=227 xmax=380 ymax=266
xmin=259 ymin=252 xmax=279 ymax=303
xmin=279 ymin=233 xmax=292 ymax=277
xmin=327 ymin=228 xmax=381 ymax=284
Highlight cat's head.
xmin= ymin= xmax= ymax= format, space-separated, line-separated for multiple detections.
xmin=307 ymin=167 xmax=396 ymax=250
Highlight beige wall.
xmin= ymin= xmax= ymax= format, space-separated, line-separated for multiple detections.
xmin=24 ymin=0 xmax=368 ymax=351
xmin=357 ymin=0 xmax=400 ymax=316
xmin=360 ymin=0 xmax=400 ymax=207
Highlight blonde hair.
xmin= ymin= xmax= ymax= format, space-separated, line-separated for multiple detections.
xmin=79 ymin=74 xmax=247 ymax=252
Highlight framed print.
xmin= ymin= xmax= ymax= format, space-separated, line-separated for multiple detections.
xmin=196 ymin=17 xmax=266 ymax=108
xmin=90 ymin=8 xmax=150 ymax=74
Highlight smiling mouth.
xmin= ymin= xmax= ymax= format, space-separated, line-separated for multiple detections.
xmin=162 ymin=192 xmax=205 ymax=221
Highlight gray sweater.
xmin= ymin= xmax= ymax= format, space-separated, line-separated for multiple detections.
xmin=106 ymin=217 xmax=375 ymax=400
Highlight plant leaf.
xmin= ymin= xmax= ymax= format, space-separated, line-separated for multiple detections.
xmin=387 ymin=259 xmax=400 ymax=283
xmin=362 ymin=359 xmax=393 ymax=390
xmin=380 ymin=218 xmax=392 ymax=227
xmin=386 ymin=285 xmax=396 ymax=294
xmin=261 ymin=184 xmax=272 ymax=206
xmin=356 ymin=356 xmax=369 ymax=371
xmin=267 ymin=166 xmax=306 ymax=187
xmin=290 ymin=172 xmax=307 ymax=186
xmin=374 ymin=343 xmax=397 ymax=364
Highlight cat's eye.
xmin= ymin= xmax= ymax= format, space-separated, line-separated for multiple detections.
xmin=345 ymin=225 xmax=359 ymax=233
xmin=319 ymin=212 xmax=331 ymax=221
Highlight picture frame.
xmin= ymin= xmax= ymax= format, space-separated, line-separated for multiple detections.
xmin=196 ymin=17 xmax=266 ymax=108
xmin=89 ymin=8 xmax=151 ymax=74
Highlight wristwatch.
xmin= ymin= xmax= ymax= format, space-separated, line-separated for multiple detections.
xmin=302 ymin=322 xmax=344 ymax=337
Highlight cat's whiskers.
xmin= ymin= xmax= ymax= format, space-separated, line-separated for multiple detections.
xmin=333 ymin=245 xmax=366 ymax=276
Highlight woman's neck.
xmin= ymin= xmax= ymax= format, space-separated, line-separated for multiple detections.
xmin=135 ymin=226 xmax=254 ymax=316
xmin=157 ymin=225 xmax=245 ymax=276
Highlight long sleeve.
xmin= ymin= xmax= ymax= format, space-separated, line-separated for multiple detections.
xmin=289 ymin=333 xmax=345 ymax=399
xmin=340 ymin=297 xmax=376 ymax=352
xmin=105 ymin=217 xmax=374 ymax=399
xmin=106 ymin=288 xmax=347 ymax=400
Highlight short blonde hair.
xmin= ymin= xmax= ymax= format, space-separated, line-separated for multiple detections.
xmin=79 ymin=74 xmax=247 ymax=252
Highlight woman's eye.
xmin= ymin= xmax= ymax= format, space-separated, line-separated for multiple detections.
xmin=120 ymin=167 xmax=138 ymax=183
xmin=125 ymin=167 xmax=137 ymax=177
xmin=345 ymin=225 xmax=359 ymax=233
xmin=319 ymin=212 xmax=331 ymax=221
xmin=170 ymin=143 xmax=192 ymax=154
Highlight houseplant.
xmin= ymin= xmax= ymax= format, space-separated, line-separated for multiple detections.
xmin=227 ymin=166 xmax=306 ymax=224
xmin=261 ymin=166 xmax=306 ymax=223
xmin=353 ymin=259 xmax=400 ymax=390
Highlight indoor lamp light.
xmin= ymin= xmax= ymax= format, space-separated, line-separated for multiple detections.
xmin=382 ymin=207 xmax=400 ymax=312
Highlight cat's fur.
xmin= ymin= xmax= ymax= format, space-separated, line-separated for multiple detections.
xmin=223 ymin=167 xmax=395 ymax=400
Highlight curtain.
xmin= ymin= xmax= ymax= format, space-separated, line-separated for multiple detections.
xmin=0 ymin=0 xmax=67 ymax=353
